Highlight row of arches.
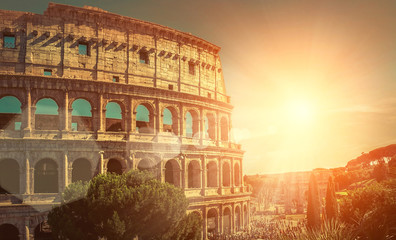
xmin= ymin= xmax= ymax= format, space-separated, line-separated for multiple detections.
xmin=206 ymin=204 xmax=248 ymax=235
xmin=0 ymin=158 xmax=241 ymax=194
xmin=0 ymin=96 xmax=230 ymax=141
xmin=0 ymin=221 xmax=53 ymax=240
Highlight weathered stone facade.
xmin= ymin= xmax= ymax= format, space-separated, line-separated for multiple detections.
xmin=0 ymin=3 xmax=250 ymax=239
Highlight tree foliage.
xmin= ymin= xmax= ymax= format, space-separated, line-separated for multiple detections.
xmin=48 ymin=170 xmax=200 ymax=240
xmin=307 ymin=173 xmax=321 ymax=230
xmin=325 ymin=176 xmax=338 ymax=220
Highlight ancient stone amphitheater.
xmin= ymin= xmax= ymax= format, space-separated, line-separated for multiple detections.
xmin=0 ymin=3 xmax=250 ymax=239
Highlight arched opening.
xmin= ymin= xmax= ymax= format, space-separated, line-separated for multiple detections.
xmin=222 ymin=162 xmax=231 ymax=187
xmin=165 ymin=160 xmax=180 ymax=187
xmin=220 ymin=117 xmax=228 ymax=141
xmin=72 ymin=158 xmax=92 ymax=182
xmin=105 ymin=102 xmax=123 ymax=132
xmin=163 ymin=107 xmax=178 ymax=134
xmin=235 ymin=206 xmax=241 ymax=232
xmin=205 ymin=113 xmax=215 ymax=140
xmin=34 ymin=221 xmax=53 ymax=240
xmin=0 ymin=223 xmax=19 ymax=240
xmin=223 ymin=207 xmax=231 ymax=234
xmin=0 ymin=96 xmax=21 ymax=130
xmin=136 ymin=104 xmax=154 ymax=133
xmin=138 ymin=159 xmax=158 ymax=177
xmin=206 ymin=161 xmax=217 ymax=187
xmin=244 ymin=205 xmax=248 ymax=229
xmin=107 ymin=159 xmax=123 ymax=175
xmin=207 ymin=209 xmax=218 ymax=234
xmin=188 ymin=160 xmax=201 ymax=188
xmin=35 ymin=98 xmax=59 ymax=130
xmin=71 ymin=99 xmax=92 ymax=131
xmin=34 ymin=159 xmax=58 ymax=193
xmin=234 ymin=163 xmax=240 ymax=186
xmin=0 ymin=159 xmax=20 ymax=194
xmin=185 ymin=110 xmax=199 ymax=138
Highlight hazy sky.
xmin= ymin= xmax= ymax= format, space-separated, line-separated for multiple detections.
xmin=4 ymin=0 xmax=396 ymax=174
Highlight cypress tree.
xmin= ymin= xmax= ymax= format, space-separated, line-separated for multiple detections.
xmin=325 ymin=176 xmax=338 ymax=220
xmin=307 ymin=173 xmax=321 ymax=230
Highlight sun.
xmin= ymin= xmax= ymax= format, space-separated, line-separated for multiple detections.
xmin=286 ymin=99 xmax=315 ymax=125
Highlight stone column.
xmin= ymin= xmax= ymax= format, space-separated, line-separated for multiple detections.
xmin=201 ymin=154 xmax=206 ymax=196
xmin=24 ymin=217 xmax=30 ymax=240
xmin=180 ymin=154 xmax=186 ymax=189
xmin=218 ymin=157 xmax=223 ymax=194
xmin=216 ymin=111 xmax=220 ymax=146
xmin=98 ymin=94 xmax=104 ymax=132
xmin=23 ymin=154 xmax=30 ymax=195
xmin=203 ymin=208 xmax=207 ymax=240
xmin=22 ymin=88 xmax=31 ymax=135
xmin=99 ymin=151 xmax=104 ymax=174
xmin=231 ymin=158 xmax=234 ymax=189
xmin=231 ymin=203 xmax=235 ymax=234
xmin=63 ymin=91 xmax=69 ymax=131
xmin=29 ymin=167 xmax=34 ymax=194
xmin=199 ymin=108 xmax=204 ymax=145
xmin=62 ymin=152 xmax=68 ymax=192
xmin=155 ymin=99 xmax=160 ymax=135
xmin=179 ymin=104 xmax=184 ymax=137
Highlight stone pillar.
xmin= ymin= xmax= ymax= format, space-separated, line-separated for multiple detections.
xmin=216 ymin=111 xmax=220 ymax=146
xmin=231 ymin=203 xmax=235 ymax=234
xmin=179 ymin=105 xmax=184 ymax=137
xmin=219 ymin=206 xmax=223 ymax=234
xmin=24 ymin=218 xmax=30 ymax=240
xmin=201 ymin=155 xmax=206 ymax=196
xmin=63 ymin=91 xmax=69 ymax=131
xmin=199 ymin=108 xmax=204 ymax=145
xmin=62 ymin=152 xmax=68 ymax=192
xmin=99 ymin=151 xmax=104 ymax=174
xmin=98 ymin=94 xmax=104 ymax=132
xmin=29 ymin=167 xmax=34 ymax=195
xmin=231 ymin=158 xmax=234 ymax=189
xmin=203 ymin=208 xmax=207 ymax=240
xmin=218 ymin=157 xmax=223 ymax=194
xmin=155 ymin=99 xmax=160 ymax=135
xmin=181 ymin=154 xmax=186 ymax=189
xmin=23 ymin=155 xmax=30 ymax=195
xmin=22 ymin=88 xmax=32 ymax=135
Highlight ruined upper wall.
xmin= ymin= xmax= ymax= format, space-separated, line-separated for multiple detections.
xmin=0 ymin=3 xmax=229 ymax=103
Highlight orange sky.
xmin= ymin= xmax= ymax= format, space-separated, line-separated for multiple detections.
xmin=5 ymin=0 xmax=396 ymax=174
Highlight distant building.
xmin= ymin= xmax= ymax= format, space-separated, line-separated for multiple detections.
xmin=0 ymin=3 xmax=250 ymax=239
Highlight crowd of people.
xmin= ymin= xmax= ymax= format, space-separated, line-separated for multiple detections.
xmin=207 ymin=216 xmax=306 ymax=240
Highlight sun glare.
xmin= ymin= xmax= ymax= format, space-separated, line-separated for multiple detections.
xmin=286 ymin=99 xmax=315 ymax=125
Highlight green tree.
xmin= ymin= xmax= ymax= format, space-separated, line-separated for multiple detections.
xmin=372 ymin=160 xmax=388 ymax=182
xmin=307 ymin=173 xmax=321 ymax=230
xmin=325 ymin=176 xmax=338 ymax=220
xmin=48 ymin=170 xmax=200 ymax=240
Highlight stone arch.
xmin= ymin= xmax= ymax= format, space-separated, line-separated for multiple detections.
xmin=34 ymin=221 xmax=52 ymax=240
xmin=234 ymin=162 xmax=240 ymax=186
xmin=165 ymin=159 xmax=181 ymax=187
xmin=106 ymin=158 xmax=123 ymax=175
xmin=0 ymin=223 xmax=19 ymax=240
xmin=0 ymin=159 xmax=20 ymax=194
xmin=137 ymin=158 xmax=158 ymax=178
xmin=185 ymin=109 xmax=199 ymax=138
xmin=235 ymin=205 xmax=241 ymax=232
xmin=220 ymin=116 xmax=228 ymax=141
xmin=135 ymin=103 xmax=155 ymax=133
xmin=0 ymin=96 xmax=22 ymax=130
xmin=205 ymin=112 xmax=215 ymax=140
xmin=188 ymin=160 xmax=201 ymax=188
xmin=162 ymin=106 xmax=178 ymax=134
xmin=222 ymin=162 xmax=231 ymax=187
xmin=34 ymin=159 xmax=58 ymax=193
xmin=105 ymin=101 xmax=124 ymax=132
xmin=207 ymin=208 xmax=218 ymax=234
xmin=72 ymin=158 xmax=92 ymax=182
xmin=206 ymin=161 xmax=217 ymax=187
xmin=223 ymin=207 xmax=231 ymax=234
xmin=35 ymin=98 xmax=59 ymax=130
xmin=71 ymin=98 xmax=93 ymax=131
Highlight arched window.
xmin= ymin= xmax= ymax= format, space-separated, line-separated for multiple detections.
xmin=72 ymin=158 xmax=91 ymax=182
xmin=205 ymin=113 xmax=215 ymax=140
xmin=163 ymin=107 xmax=178 ymax=134
xmin=235 ymin=206 xmax=241 ymax=232
xmin=207 ymin=209 xmax=218 ymax=234
xmin=220 ymin=117 xmax=228 ymax=141
xmin=105 ymin=102 xmax=123 ymax=132
xmin=34 ymin=221 xmax=52 ymax=240
xmin=223 ymin=208 xmax=231 ymax=234
xmin=136 ymin=104 xmax=153 ymax=133
xmin=188 ymin=160 xmax=201 ymax=188
xmin=234 ymin=163 xmax=240 ymax=186
xmin=71 ymin=99 xmax=92 ymax=131
xmin=185 ymin=111 xmax=198 ymax=138
xmin=0 ymin=223 xmax=19 ymax=240
xmin=165 ymin=160 xmax=180 ymax=187
xmin=0 ymin=159 xmax=20 ymax=194
xmin=222 ymin=162 xmax=231 ymax=187
xmin=34 ymin=159 xmax=58 ymax=193
xmin=207 ymin=162 xmax=217 ymax=187
xmin=0 ymin=96 xmax=21 ymax=130
xmin=107 ymin=159 xmax=123 ymax=175
xmin=35 ymin=98 xmax=59 ymax=130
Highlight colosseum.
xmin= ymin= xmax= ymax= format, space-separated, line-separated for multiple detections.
xmin=0 ymin=3 xmax=251 ymax=239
